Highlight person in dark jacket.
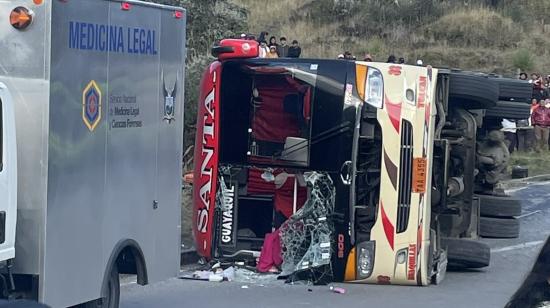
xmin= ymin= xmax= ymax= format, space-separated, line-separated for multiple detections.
xmin=277 ymin=37 xmax=289 ymax=57
xmin=257 ymin=31 xmax=268 ymax=44
xmin=268 ymin=36 xmax=278 ymax=48
xmin=387 ymin=54 xmax=396 ymax=63
xmin=288 ymin=40 xmax=301 ymax=58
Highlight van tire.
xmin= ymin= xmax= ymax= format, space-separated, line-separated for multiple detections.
xmin=479 ymin=217 xmax=520 ymax=238
xmin=476 ymin=194 xmax=522 ymax=217
xmin=448 ymin=72 xmax=499 ymax=109
xmin=82 ymin=265 xmax=120 ymax=308
xmin=441 ymin=237 xmax=490 ymax=269
xmin=484 ymin=101 xmax=531 ymax=120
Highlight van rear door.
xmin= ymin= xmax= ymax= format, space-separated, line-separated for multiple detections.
xmin=0 ymin=84 xmax=17 ymax=263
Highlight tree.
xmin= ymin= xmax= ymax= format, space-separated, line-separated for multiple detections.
xmin=145 ymin=0 xmax=248 ymax=155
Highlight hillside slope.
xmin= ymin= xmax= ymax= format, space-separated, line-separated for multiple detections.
xmin=234 ymin=0 xmax=550 ymax=76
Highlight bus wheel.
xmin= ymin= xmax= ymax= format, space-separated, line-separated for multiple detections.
xmin=476 ymin=194 xmax=522 ymax=217
xmin=442 ymin=237 xmax=490 ymax=269
xmin=479 ymin=217 xmax=520 ymax=239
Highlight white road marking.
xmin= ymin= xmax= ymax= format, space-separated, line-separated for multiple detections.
xmin=491 ymin=240 xmax=545 ymax=253
xmin=516 ymin=210 xmax=542 ymax=219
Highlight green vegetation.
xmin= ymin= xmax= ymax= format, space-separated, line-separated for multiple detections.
xmin=509 ymin=151 xmax=550 ymax=177
xmin=147 ymin=0 xmax=247 ymax=152
xmin=235 ymin=0 xmax=550 ymax=74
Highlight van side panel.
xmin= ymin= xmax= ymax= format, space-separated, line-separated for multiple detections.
xmin=45 ymin=1 xmax=185 ymax=307
xmin=46 ymin=2 xmax=109 ymax=306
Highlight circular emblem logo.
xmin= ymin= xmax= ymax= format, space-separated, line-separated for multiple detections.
xmin=242 ymin=43 xmax=251 ymax=54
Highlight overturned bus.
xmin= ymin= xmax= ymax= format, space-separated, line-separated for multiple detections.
xmin=193 ymin=39 xmax=530 ymax=285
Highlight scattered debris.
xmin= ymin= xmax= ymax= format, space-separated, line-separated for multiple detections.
xmin=193 ymin=270 xmax=211 ymax=280
xmin=223 ymin=266 xmax=235 ymax=281
xmin=241 ymin=285 xmax=249 ymax=289
xmin=209 ymin=273 xmax=224 ymax=282
xmin=329 ymin=286 xmax=346 ymax=294
xmin=234 ymin=268 xmax=278 ymax=284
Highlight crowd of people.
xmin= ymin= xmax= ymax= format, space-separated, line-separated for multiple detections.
xmin=502 ymin=73 xmax=550 ymax=153
xmin=335 ymin=52 xmax=424 ymax=65
xmin=254 ymin=32 xmax=301 ymax=59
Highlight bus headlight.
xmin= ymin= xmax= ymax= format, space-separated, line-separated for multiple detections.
xmin=364 ymin=68 xmax=384 ymax=109
xmin=356 ymin=241 xmax=375 ymax=279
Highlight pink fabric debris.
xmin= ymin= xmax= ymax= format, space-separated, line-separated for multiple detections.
xmin=257 ymin=230 xmax=283 ymax=273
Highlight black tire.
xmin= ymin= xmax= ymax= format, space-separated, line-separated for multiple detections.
xmin=493 ymin=78 xmax=532 ymax=102
xmin=484 ymin=101 xmax=531 ymax=120
xmin=448 ymin=72 xmax=499 ymax=109
xmin=479 ymin=217 xmax=520 ymax=238
xmin=441 ymin=237 xmax=490 ymax=269
xmin=82 ymin=265 xmax=120 ymax=308
xmin=476 ymin=194 xmax=522 ymax=217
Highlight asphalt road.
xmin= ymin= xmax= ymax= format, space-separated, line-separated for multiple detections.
xmin=120 ymin=181 xmax=550 ymax=308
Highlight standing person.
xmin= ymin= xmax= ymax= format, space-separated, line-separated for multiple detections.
xmin=398 ymin=57 xmax=405 ymax=64
xmin=501 ymin=119 xmax=518 ymax=153
xmin=364 ymin=53 xmax=373 ymax=61
xmin=268 ymin=36 xmax=278 ymax=48
xmin=530 ymin=74 xmax=544 ymax=101
xmin=277 ymin=37 xmax=289 ymax=57
xmin=257 ymin=31 xmax=268 ymax=44
xmin=344 ymin=51 xmax=353 ymax=60
xmin=288 ymin=40 xmax=302 ymax=58
xmin=387 ymin=55 xmax=396 ymax=63
xmin=519 ymin=72 xmax=528 ymax=80
xmin=531 ymin=99 xmax=550 ymax=151
xmin=258 ymin=41 xmax=269 ymax=58
xmin=266 ymin=45 xmax=279 ymax=58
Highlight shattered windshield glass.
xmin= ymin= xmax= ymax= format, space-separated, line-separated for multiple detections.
xmin=280 ymin=172 xmax=336 ymax=284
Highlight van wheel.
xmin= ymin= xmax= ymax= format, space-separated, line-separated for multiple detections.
xmin=448 ymin=72 xmax=498 ymax=109
xmin=82 ymin=265 xmax=120 ymax=308
xmin=441 ymin=237 xmax=490 ymax=269
xmin=479 ymin=217 xmax=520 ymax=239
xmin=476 ymin=194 xmax=522 ymax=217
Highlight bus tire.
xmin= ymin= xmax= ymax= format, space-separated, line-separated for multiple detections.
xmin=494 ymin=78 xmax=532 ymax=102
xmin=477 ymin=194 xmax=522 ymax=217
xmin=479 ymin=217 xmax=520 ymax=239
xmin=484 ymin=101 xmax=531 ymax=120
xmin=448 ymin=72 xmax=499 ymax=109
xmin=442 ymin=237 xmax=490 ymax=269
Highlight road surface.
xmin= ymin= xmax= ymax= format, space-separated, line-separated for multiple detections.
xmin=120 ymin=181 xmax=550 ymax=308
